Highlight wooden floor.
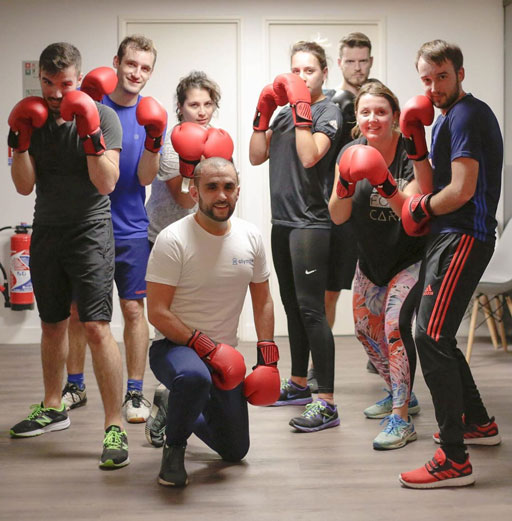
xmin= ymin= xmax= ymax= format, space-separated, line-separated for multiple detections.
xmin=0 ymin=336 xmax=511 ymax=521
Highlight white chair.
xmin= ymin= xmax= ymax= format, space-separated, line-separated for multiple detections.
xmin=466 ymin=220 xmax=512 ymax=363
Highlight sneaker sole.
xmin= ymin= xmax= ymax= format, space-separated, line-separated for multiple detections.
xmin=145 ymin=422 xmax=165 ymax=447
xmin=158 ymin=475 xmax=189 ymax=487
xmin=66 ymin=398 xmax=87 ymax=411
xmin=398 ymin=473 xmax=475 ymax=489
xmin=433 ymin=433 xmax=502 ymax=446
xmin=290 ymin=418 xmax=340 ymax=433
xmin=270 ymin=397 xmax=313 ymax=407
xmin=10 ymin=417 xmax=71 ymax=438
xmin=126 ymin=415 xmax=148 ymax=424
xmin=99 ymin=457 xmax=130 ymax=470
xmin=373 ymin=431 xmax=418 ymax=450
xmin=364 ymin=404 xmax=421 ymax=420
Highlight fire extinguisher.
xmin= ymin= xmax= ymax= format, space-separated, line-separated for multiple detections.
xmin=0 ymin=224 xmax=34 ymax=310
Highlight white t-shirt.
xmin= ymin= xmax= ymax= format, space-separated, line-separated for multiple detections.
xmin=146 ymin=214 xmax=270 ymax=346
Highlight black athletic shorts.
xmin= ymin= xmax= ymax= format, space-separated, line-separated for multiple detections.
xmin=30 ymin=219 xmax=115 ymax=323
xmin=326 ymin=221 xmax=358 ymax=291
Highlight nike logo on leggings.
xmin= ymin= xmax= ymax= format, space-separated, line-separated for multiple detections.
xmin=305 ymin=269 xmax=317 ymax=275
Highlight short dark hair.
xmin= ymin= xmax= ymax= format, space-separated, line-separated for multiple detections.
xmin=415 ymin=39 xmax=463 ymax=73
xmin=194 ymin=157 xmax=238 ymax=186
xmin=338 ymin=32 xmax=372 ymax=58
xmin=290 ymin=40 xmax=327 ymax=70
xmin=176 ymin=71 xmax=221 ymax=122
xmin=39 ymin=42 xmax=81 ymax=75
xmin=117 ymin=34 xmax=157 ymax=66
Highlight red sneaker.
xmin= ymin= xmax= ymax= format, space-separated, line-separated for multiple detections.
xmin=433 ymin=416 xmax=501 ymax=446
xmin=399 ymin=448 xmax=475 ymax=489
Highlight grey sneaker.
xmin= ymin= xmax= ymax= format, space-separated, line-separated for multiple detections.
xmin=62 ymin=382 xmax=87 ymax=410
xmin=158 ymin=444 xmax=188 ymax=487
xmin=10 ymin=402 xmax=70 ymax=437
xmin=373 ymin=414 xmax=417 ymax=450
xmin=99 ymin=425 xmax=130 ymax=469
xmin=145 ymin=385 xmax=169 ymax=447
xmin=364 ymin=390 xmax=420 ymax=419
xmin=270 ymin=378 xmax=313 ymax=407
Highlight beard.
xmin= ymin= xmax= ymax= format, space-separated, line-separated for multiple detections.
xmin=198 ymin=198 xmax=235 ymax=222
xmin=433 ymin=78 xmax=462 ymax=110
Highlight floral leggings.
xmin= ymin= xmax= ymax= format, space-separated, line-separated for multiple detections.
xmin=352 ymin=261 xmax=421 ymax=409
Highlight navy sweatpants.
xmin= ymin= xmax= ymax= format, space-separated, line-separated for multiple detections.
xmin=149 ymin=339 xmax=249 ymax=462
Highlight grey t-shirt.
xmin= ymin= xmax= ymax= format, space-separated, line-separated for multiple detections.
xmin=269 ymin=98 xmax=343 ymax=228
xmin=29 ymin=103 xmax=122 ymax=226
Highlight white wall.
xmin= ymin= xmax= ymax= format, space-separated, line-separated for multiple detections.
xmin=0 ymin=0 xmax=505 ymax=343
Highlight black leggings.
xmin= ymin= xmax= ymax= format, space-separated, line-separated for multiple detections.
xmin=271 ymin=225 xmax=335 ymax=394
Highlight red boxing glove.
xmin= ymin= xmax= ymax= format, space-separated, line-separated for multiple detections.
xmin=337 ymin=145 xmax=359 ymax=199
xmin=8 ymin=97 xmax=48 ymax=152
xmin=80 ymin=67 xmax=117 ymax=102
xmin=187 ymin=330 xmax=246 ymax=391
xmin=61 ymin=90 xmax=105 ymax=156
xmin=253 ymin=84 xmax=282 ymax=131
xmin=399 ymin=95 xmax=434 ymax=161
xmin=345 ymin=144 xmax=398 ymax=199
xmin=171 ymin=122 xmax=209 ymax=179
xmin=401 ymin=193 xmax=433 ymax=236
xmin=137 ymin=96 xmax=167 ymax=153
xmin=273 ymin=73 xmax=312 ymax=127
xmin=203 ymin=127 xmax=234 ymax=160
xmin=243 ymin=340 xmax=281 ymax=406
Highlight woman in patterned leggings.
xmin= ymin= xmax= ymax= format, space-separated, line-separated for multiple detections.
xmin=329 ymin=80 xmax=427 ymax=450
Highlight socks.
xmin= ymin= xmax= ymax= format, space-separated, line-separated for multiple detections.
xmin=67 ymin=373 xmax=85 ymax=390
xmin=127 ymin=378 xmax=143 ymax=393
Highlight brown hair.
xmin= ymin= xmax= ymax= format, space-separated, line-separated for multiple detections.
xmin=176 ymin=71 xmax=221 ymax=122
xmin=352 ymin=80 xmax=400 ymax=138
xmin=39 ymin=42 xmax=81 ymax=75
xmin=338 ymin=32 xmax=372 ymax=58
xmin=117 ymin=34 xmax=157 ymax=66
xmin=290 ymin=40 xmax=328 ymax=70
xmin=415 ymin=39 xmax=463 ymax=73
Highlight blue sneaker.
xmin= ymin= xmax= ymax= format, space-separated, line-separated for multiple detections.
xmin=289 ymin=399 xmax=340 ymax=432
xmin=270 ymin=378 xmax=313 ymax=406
xmin=373 ymin=414 xmax=417 ymax=450
xmin=364 ymin=389 xmax=420 ymax=419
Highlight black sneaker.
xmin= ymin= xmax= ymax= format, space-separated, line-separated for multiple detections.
xmin=145 ymin=384 xmax=169 ymax=448
xmin=289 ymin=399 xmax=340 ymax=432
xmin=62 ymin=382 xmax=87 ymax=410
xmin=10 ymin=402 xmax=70 ymax=438
xmin=158 ymin=444 xmax=188 ymax=487
xmin=307 ymin=368 xmax=319 ymax=394
xmin=99 ymin=425 xmax=130 ymax=469
xmin=269 ymin=378 xmax=313 ymax=406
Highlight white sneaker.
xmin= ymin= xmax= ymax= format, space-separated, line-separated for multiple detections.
xmin=62 ymin=382 xmax=87 ymax=410
xmin=123 ymin=391 xmax=150 ymax=423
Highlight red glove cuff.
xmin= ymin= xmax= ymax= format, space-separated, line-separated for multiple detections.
xmin=144 ymin=133 xmax=163 ymax=153
xmin=292 ymin=102 xmax=312 ymax=127
xmin=187 ymin=330 xmax=216 ymax=359
xmin=81 ymin=128 xmax=106 ymax=156
xmin=256 ymin=340 xmax=279 ymax=366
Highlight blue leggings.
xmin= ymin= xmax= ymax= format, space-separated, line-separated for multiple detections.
xmin=149 ymin=339 xmax=249 ymax=462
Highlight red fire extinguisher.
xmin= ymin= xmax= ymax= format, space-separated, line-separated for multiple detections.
xmin=9 ymin=224 xmax=34 ymax=310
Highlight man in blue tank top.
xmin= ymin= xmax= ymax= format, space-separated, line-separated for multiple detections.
xmin=63 ymin=35 xmax=166 ymax=423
